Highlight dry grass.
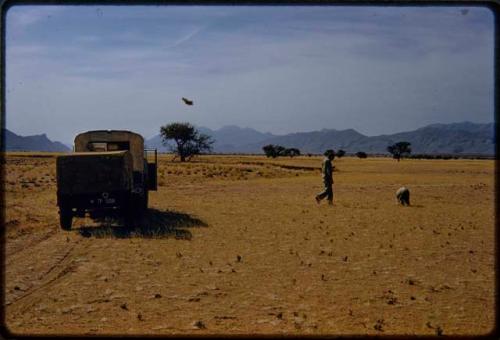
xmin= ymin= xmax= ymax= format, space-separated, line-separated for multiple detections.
xmin=3 ymin=152 xmax=495 ymax=336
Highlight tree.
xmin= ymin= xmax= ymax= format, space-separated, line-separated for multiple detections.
xmin=283 ymin=148 xmax=301 ymax=157
xmin=274 ymin=145 xmax=286 ymax=157
xmin=263 ymin=145 xmax=301 ymax=158
xmin=356 ymin=151 xmax=367 ymax=159
xmin=263 ymin=144 xmax=279 ymax=158
xmin=160 ymin=122 xmax=214 ymax=162
xmin=336 ymin=149 xmax=346 ymax=158
xmin=387 ymin=141 xmax=411 ymax=161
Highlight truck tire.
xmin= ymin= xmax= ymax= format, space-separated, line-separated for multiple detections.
xmin=142 ymin=189 xmax=149 ymax=211
xmin=123 ymin=196 xmax=139 ymax=228
xmin=60 ymin=208 xmax=73 ymax=231
xmin=124 ymin=212 xmax=134 ymax=228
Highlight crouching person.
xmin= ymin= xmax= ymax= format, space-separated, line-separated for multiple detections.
xmin=396 ymin=186 xmax=410 ymax=206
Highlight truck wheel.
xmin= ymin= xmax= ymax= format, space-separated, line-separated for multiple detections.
xmin=142 ymin=189 xmax=149 ymax=211
xmin=123 ymin=198 xmax=137 ymax=228
xmin=60 ymin=208 xmax=73 ymax=231
xmin=124 ymin=212 xmax=134 ymax=228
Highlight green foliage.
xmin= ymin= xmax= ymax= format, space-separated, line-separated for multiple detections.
xmin=336 ymin=149 xmax=346 ymax=158
xmin=263 ymin=144 xmax=279 ymax=158
xmin=356 ymin=151 xmax=367 ymax=159
xmin=387 ymin=141 xmax=412 ymax=161
xmin=283 ymin=148 xmax=301 ymax=157
xmin=262 ymin=145 xmax=301 ymax=158
xmin=160 ymin=122 xmax=214 ymax=162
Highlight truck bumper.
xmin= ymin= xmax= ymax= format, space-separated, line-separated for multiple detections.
xmin=57 ymin=191 xmax=130 ymax=210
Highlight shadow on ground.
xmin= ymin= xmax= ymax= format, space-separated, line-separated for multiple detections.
xmin=76 ymin=208 xmax=208 ymax=239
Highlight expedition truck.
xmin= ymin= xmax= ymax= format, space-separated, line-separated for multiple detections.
xmin=56 ymin=130 xmax=157 ymax=230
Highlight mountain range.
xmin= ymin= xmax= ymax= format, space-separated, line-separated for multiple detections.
xmin=145 ymin=121 xmax=495 ymax=155
xmin=4 ymin=129 xmax=70 ymax=152
xmin=3 ymin=121 xmax=495 ymax=155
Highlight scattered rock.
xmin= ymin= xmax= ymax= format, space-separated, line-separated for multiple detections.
xmin=120 ymin=303 xmax=128 ymax=310
xmin=374 ymin=319 xmax=384 ymax=332
xmin=137 ymin=313 xmax=144 ymax=321
xmin=236 ymin=255 xmax=242 ymax=262
xmin=193 ymin=320 xmax=206 ymax=329
xmin=387 ymin=296 xmax=398 ymax=305
xmin=154 ymin=293 xmax=162 ymax=299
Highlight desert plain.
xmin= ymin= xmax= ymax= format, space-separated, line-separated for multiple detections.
xmin=2 ymin=153 xmax=495 ymax=336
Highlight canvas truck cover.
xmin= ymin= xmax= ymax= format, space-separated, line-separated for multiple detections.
xmin=56 ymin=151 xmax=133 ymax=195
xmin=74 ymin=130 xmax=145 ymax=173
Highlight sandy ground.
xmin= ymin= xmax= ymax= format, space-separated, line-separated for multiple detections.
xmin=3 ymin=154 xmax=495 ymax=336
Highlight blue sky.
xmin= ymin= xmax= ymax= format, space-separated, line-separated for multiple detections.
xmin=6 ymin=5 xmax=494 ymax=144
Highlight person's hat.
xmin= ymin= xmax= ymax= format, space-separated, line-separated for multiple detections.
xmin=324 ymin=149 xmax=335 ymax=157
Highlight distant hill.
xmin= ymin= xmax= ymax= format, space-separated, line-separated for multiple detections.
xmin=8 ymin=121 xmax=494 ymax=155
xmin=4 ymin=129 xmax=71 ymax=152
xmin=146 ymin=121 xmax=494 ymax=155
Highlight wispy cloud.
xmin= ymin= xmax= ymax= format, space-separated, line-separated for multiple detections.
xmin=7 ymin=5 xmax=65 ymax=30
xmin=171 ymin=25 xmax=208 ymax=48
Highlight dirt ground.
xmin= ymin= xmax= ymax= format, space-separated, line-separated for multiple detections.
xmin=3 ymin=153 xmax=495 ymax=336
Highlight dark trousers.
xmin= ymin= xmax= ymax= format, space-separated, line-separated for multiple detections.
xmin=316 ymin=180 xmax=333 ymax=202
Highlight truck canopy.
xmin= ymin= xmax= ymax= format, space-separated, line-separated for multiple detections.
xmin=74 ymin=130 xmax=145 ymax=173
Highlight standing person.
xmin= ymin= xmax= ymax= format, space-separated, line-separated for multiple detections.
xmin=315 ymin=149 xmax=335 ymax=205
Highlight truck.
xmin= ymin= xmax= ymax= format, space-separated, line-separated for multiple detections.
xmin=56 ymin=130 xmax=157 ymax=230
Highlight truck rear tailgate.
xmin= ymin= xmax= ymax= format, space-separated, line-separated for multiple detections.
xmin=56 ymin=151 xmax=133 ymax=195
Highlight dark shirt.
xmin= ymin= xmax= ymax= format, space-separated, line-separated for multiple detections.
xmin=322 ymin=157 xmax=333 ymax=182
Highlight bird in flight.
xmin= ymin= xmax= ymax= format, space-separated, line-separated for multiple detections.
xmin=182 ymin=97 xmax=193 ymax=106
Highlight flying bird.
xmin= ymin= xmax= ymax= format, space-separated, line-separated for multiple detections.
xmin=182 ymin=97 xmax=193 ymax=106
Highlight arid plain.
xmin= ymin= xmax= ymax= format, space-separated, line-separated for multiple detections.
xmin=3 ymin=153 xmax=495 ymax=336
